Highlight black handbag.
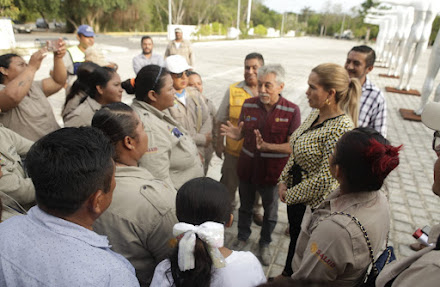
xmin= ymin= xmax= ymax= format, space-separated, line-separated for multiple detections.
xmin=288 ymin=163 xmax=307 ymax=187
xmin=324 ymin=212 xmax=396 ymax=287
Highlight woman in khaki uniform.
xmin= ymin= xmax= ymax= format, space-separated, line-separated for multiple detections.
xmin=131 ymin=65 xmax=204 ymax=190
xmin=92 ymin=102 xmax=177 ymax=286
xmin=165 ymin=56 xmax=212 ymax=173
xmin=0 ymin=125 xmax=35 ymax=211
xmin=64 ymin=67 xmax=123 ymax=127
xmin=291 ymin=128 xmax=401 ymax=286
xmin=62 ymin=62 xmax=99 ymax=120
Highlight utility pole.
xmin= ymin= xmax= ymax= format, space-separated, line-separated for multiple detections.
xmin=339 ymin=13 xmax=346 ymax=39
xmin=281 ymin=12 xmax=285 ymax=37
xmin=236 ymin=0 xmax=241 ymax=39
xmin=246 ymin=0 xmax=252 ymax=29
xmin=168 ymin=0 xmax=172 ymax=26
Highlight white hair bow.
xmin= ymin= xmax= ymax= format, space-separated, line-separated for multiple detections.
xmin=173 ymin=221 xmax=226 ymax=272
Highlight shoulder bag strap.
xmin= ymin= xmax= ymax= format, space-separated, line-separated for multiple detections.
xmin=320 ymin=211 xmax=377 ymax=273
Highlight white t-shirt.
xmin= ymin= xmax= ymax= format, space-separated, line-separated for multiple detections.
xmin=150 ymin=251 xmax=266 ymax=287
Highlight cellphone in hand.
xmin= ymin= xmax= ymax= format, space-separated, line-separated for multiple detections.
xmin=47 ymin=40 xmax=59 ymax=52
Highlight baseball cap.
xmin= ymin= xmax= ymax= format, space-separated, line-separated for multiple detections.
xmin=165 ymin=55 xmax=192 ymax=73
xmin=175 ymin=27 xmax=182 ymax=33
xmin=421 ymin=102 xmax=440 ymax=131
xmin=77 ymin=25 xmax=95 ymax=37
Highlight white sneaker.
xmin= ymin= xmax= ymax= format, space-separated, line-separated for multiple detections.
xmin=259 ymin=245 xmax=271 ymax=266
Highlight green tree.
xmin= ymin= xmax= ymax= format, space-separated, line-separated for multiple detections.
xmin=0 ymin=0 xmax=20 ymax=18
xmin=254 ymin=24 xmax=267 ymax=36
xmin=18 ymin=0 xmax=61 ymax=21
xmin=63 ymin=0 xmax=131 ymax=32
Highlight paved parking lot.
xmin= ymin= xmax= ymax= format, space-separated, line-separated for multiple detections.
xmin=23 ymin=34 xmax=440 ymax=277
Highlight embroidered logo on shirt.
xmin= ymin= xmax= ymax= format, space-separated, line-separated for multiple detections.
xmin=310 ymin=242 xmax=336 ymax=268
xmin=245 ymin=116 xmax=257 ymax=121
xmin=275 ymin=117 xmax=289 ymax=122
xmin=170 ymin=127 xmax=183 ymax=138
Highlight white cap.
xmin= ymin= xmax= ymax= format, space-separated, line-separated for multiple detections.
xmin=165 ymin=55 xmax=192 ymax=73
xmin=421 ymin=102 xmax=440 ymax=131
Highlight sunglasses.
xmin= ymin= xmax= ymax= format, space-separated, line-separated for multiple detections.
xmin=171 ymin=70 xmax=190 ymax=78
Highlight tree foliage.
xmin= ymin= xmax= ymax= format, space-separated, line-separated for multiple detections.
xmin=0 ymin=0 xmax=20 ymax=18
xmin=4 ymin=0 xmax=388 ymax=41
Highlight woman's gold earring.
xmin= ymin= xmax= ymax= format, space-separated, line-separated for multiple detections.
xmin=325 ymin=98 xmax=331 ymax=105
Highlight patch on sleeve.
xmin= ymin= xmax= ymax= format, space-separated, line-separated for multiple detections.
xmin=145 ymin=147 xmax=158 ymax=154
xmin=310 ymin=242 xmax=336 ymax=269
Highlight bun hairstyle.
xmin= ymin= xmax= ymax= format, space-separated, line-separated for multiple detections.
xmin=91 ymin=102 xmax=138 ymax=146
xmin=332 ymin=127 xmax=402 ymax=192
xmin=168 ymin=177 xmax=231 ymax=287
xmin=311 ymin=63 xmax=361 ymax=127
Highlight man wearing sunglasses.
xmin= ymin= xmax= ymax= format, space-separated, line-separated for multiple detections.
xmin=165 ymin=55 xmax=212 ymax=169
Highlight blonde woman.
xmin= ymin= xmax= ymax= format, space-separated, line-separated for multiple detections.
xmin=277 ymin=63 xmax=361 ymax=278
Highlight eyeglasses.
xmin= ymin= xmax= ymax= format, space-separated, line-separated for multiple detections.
xmin=151 ymin=66 xmax=163 ymax=91
xmin=433 ymin=131 xmax=440 ymax=152
xmin=171 ymin=70 xmax=190 ymax=78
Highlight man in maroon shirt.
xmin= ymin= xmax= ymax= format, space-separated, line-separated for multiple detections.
xmin=221 ymin=64 xmax=301 ymax=265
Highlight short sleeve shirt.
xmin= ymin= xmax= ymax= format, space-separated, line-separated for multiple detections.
xmin=0 ymin=126 xmax=34 ymax=206
xmin=0 ymin=81 xmax=60 ymax=141
xmin=150 ymin=251 xmax=266 ymax=287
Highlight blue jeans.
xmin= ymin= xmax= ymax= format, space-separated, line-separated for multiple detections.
xmin=237 ymin=181 xmax=279 ymax=246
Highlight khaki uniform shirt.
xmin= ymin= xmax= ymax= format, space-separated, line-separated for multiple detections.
xmin=62 ymin=90 xmax=88 ymax=120
xmin=168 ymin=87 xmax=212 ymax=157
xmin=93 ymin=166 xmax=177 ymax=286
xmin=0 ymin=126 xmax=35 ymax=206
xmin=0 ymin=191 xmax=27 ymax=222
xmin=376 ymin=223 xmax=440 ymax=287
xmin=63 ymin=96 xmax=101 ymax=127
xmin=292 ymin=189 xmax=390 ymax=287
xmin=0 ymin=81 xmax=60 ymax=141
xmin=164 ymin=39 xmax=194 ymax=66
xmin=131 ymin=99 xmax=204 ymax=190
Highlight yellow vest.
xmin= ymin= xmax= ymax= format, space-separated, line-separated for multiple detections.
xmin=225 ymin=82 xmax=252 ymax=157
xmin=67 ymin=45 xmax=85 ymax=63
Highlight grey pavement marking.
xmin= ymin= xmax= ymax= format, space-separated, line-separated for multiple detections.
xmin=21 ymin=35 xmax=440 ymax=277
